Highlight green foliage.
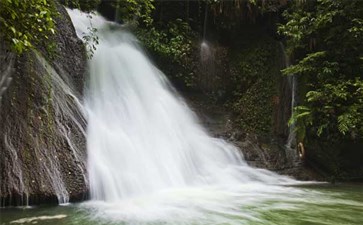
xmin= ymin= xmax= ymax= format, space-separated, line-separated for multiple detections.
xmin=209 ymin=0 xmax=287 ymax=30
xmin=229 ymin=37 xmax=281 ymax=134
xmin=137 ymin=19 xmax=197 ymax=87
xmin=82 ymin=26 xmax=99 ymax=59
xmin=0 ymin=0 xmax=56 ymax=54
xmin=115 ymin=0 xmax=154 ymax=26
xmin=233 ymin=80 xmax=276 ymax=134
xmin=279 ymin=0 xmax=363 ymax=141
xmin=0 ymin=0 xmax=101 ymax=54
xmin=288 ymin=105 xmax=312 ymax=140
xmin=137 ymin=19 xmax=193 ymax=65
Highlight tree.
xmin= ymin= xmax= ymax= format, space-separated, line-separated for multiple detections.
xmin=0 ymin=0 xmax=102 ymax=54
xmin=0 ymin=0 xmax=56 ymax=54
xmin=279 ymin=0 xmax=363 ymax=141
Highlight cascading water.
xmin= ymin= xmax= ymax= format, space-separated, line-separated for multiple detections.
xmin=280 ymin=43 xmax=299 ymax=164
xmin=66 ymin=9 xmax=320 ymax=224
xmin=0 ymin=52 xmax=14 ymax=107
xmin=199 ymin=3 xmax=216 ymax=92
xmin=287 ymin=75 xmax=297 ymax=147
xmin=200 ymin=41 xmax=216 ymax=92
xmin=35 ymin=53 xmax=87 ymax=204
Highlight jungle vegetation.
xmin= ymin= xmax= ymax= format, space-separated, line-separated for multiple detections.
xmin=1 ymin=0 xmax=362 ymax=149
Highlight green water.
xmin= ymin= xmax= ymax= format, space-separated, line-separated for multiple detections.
xmin=1 ymin=184 xmax=362 ymax=225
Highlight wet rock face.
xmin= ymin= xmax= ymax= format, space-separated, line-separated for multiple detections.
xmin=185 ymin=93 xmax=321 ymax=181
xmin=0 ymin=3 xmax=88 ymax=206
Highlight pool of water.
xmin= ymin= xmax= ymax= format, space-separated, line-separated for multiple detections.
xmin=1 ymin=184 xmax=362 ymax=225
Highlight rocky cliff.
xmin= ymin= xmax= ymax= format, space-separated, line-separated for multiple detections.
xmin=179 ymin=27 xmax=321 ymax=181
xmin=0 ymin=4 xmax=88 ymax=206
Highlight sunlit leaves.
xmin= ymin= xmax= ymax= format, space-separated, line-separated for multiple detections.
xmin=137 ymin=19 xmax=194 ymax=65
xmin=0 ymin=0 xmax=56 ymax=54
xmin=115 ymin=0 xmax=154 ymax=26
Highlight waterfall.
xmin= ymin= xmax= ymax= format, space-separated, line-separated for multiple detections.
xmin=34 ymin=52 xmax=87 ymax=204
xmin=199 ymin=3 xmax=216 ymax=92
xmin=280 ymin=43 xmax=299 ymax=164
xmin=199 ymin=41 xmax=216 ymax=92
xmin=287 ymin=75 xmax=297 ymax=148
xmin=0 ymin=51 xmax=14 ymax=107
xmin=67 ymin=9 xmax=305 ymax=223
xmin=0 ymin=49 xmax=87 ymax=206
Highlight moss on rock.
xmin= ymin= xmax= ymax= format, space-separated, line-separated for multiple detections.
xmin=228 ymin=34 xmax=282 ymax=136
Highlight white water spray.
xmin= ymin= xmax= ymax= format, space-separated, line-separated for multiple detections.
xmin=199 ymin=41 xmax=216 ymax=92
xmin=67 ymin=9 xmax=310 ymax=223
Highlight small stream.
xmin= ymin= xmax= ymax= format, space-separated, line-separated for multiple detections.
xmin=1 ymin=184 xmax=363 ymax=225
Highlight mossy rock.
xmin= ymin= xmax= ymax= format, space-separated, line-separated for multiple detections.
xmin=228 ymin=34 xmax=282 ymax=135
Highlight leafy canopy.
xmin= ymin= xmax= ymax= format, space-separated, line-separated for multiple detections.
xmin=0 ymin=0 xmax=56 ymax=53
xmin=279 ymin=0 xmax=363 ymax=141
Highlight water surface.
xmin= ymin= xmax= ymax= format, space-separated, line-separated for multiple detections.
xmin=1 ymin=184 xmax=362 ymax=225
